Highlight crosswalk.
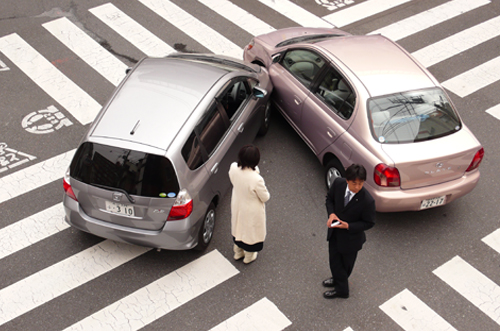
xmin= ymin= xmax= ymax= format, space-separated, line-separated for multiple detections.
xmin=1 ymin=0 xmax=500 ymax=329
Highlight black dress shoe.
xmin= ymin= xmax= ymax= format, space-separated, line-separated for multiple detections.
xmin=322 ymin=277 xmax=335 ymax=287
xmin=323 ymin=290 xmax=349 ymax=299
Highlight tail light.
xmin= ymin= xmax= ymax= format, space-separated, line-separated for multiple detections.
xmin=246 ymin=39 xmax=254 ymax=50
xmin=63 ymin=168 xmax=77 ymax=201
xmin=167 ymin=189 xmax=193 ymax=221
xmin=466 ymin=147 xmax=484 ymax=172
xmin=374 ymin=163 xmax=401 ymax=187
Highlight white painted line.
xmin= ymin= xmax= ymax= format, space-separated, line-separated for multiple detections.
xmin=209 ymin=297 xmax=291 ymax=331
xmin=197 ymin=0 xmax=275 ymax=36
xmin=257 ymin=0 xmax=332 ymax=28
xmin=412 ymin=15 xmax=500 ymax=67
xmin=0 ymin=203 xmax=68 ymax=260
xmin=343 ymin=328 xmax=354 ymax=331
xmin=0 ymin=33 xmax=101 ymax=125
xmin=485 ymin=104 xmax=500 ymax=121
xmin=138 ymin=0 xmax=243 ymax=59
xmin=482 ymin=228 xmax=500 ymax=253
xmin=323 ymin=0 xmax=411 ymax=28
xmin=380 ymin=289 xmax=457 ymax=331
xmin=433 ymin=256 xmax=500 ymax=326
xmin=64 ymin=250 xmax=238 ymax=331
xmin=441 ymin=56 xmax=500 ymax=98
xmin=0 ymin=149 xmax=75 ymax=205
xmin=370 ymin=0 xmax=490 ymax=41
xmin=89 ymin=3 xmax=176 ymax=57
xmin=43 ymin=17 xmax=127 ymax=86
xmin=0 ymin=240 xmax=150 ymax=327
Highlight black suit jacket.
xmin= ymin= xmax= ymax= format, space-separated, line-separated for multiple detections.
xmin=326 ymin=177 xmax=376 ymax=253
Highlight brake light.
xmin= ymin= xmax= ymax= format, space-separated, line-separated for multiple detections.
xmin=374 ymin=163 xmax=401 ymax=187
xmin=167 ymin=189 xmax=193 ymax=220
xmin=63 ymin=168 xmax=77 ymax=201
xmin=466 ymin=147 xmax=484 ymax=172
xmin=246 ymin=39 xmax=254 ymax=50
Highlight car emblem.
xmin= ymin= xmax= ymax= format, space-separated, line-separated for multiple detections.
xmin=436 ymin=162 xmax=444 ymax=168
xmin=112 ymin=192 xmax=123 ymax=202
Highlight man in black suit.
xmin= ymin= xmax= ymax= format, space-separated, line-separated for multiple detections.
xmin=323 ymin=164 xmax=375 ymax=299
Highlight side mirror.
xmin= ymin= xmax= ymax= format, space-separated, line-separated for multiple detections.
xmin=252 ymin=86 xmax=267 ymax=98
xmin=271 ymin=53 xmax=281 ymax=64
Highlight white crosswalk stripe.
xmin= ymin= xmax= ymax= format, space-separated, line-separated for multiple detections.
xmin=0 ymin=34 xmax=101 ymax=125
xmin=482 ymin=228 xmax=500 ymax=253
xmin=257 ymin=0 xmax=332 ymax=28
xmin=380 ymin=289 xmax=457 ymax=331
xmin=89 ymin=3 xmax=176 ymax=57
xmin=485 ymin=104 xmax=500 ymax=121
xmin=43 ymin=17 xmax=128 ymax=86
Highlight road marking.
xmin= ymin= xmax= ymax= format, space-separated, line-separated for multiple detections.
xmin=441 ymin=55 xmax=500 ymax=98
xmin=63 ymin=249 xmax=238 ymax=331
xmin=22 ymin=105 xmax=73 ymax=134
xmin=0 ymin=149 xmax=75 ymax=205
xmin=89 ymin=3 xmax=176 ymax=57
xmin=257 ymin=0 xmax=332 ymax=28
xmin=380 ymin=288 xmax=458 ymax=331
xmin=370 ymin=0 xmax=490 ymax=41
xmin=412 ymin=15 xmax=500 ymax=67
xmin=209 ymin=297 xmax=291 ymax=331
xmin=433 ymin=256 xmax=500 ymax=326
xmin=0 ymin=203 xmax=68 ymax=260
xmin=197 ymin=0 xmax=275 ymax=36
xmin=0 ymin=143 xmax=36 ymax=174
xmin=482 ymin=228 xmax=500 ymax=253
xmin=0 ymin=240 xmax=150 ymax=327
xmin=0 ymin=58 xmax=9 ymax=71
xmin=485 ymin=104 xmax=500 ymax=121
xmin=43 ymin=17 xmax=128 ymax=86
xmin=138 ymin=0 xmax=242 ymax=58
xmin=0 ymin=33 xmax=101 ymax=125
xmin=323 ymin=0 xmax=412 ymax=27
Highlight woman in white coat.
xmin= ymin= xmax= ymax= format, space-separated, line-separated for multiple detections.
xmin=229 ymin=145 xmax=270 ymax=264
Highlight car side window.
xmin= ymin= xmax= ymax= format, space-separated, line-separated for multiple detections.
xmin=281 ymin=49 xmax=325 ymax=88
xmin=217 ymin=79 xmax=251 ymax=122
xmin=314 ymin=67 xmax=356 ymax=120
xmin=182 ymin=102 xmax=228 ymax=170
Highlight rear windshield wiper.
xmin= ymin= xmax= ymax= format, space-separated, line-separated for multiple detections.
xmin=90 ymin=183 xmax=136 ymax=204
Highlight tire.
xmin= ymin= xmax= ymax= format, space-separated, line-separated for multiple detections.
xmin=325 ymin=158 xmax=345 ymax=190
xmin=257 ymin=100 xmax=272 ymax=136
xmin=194 ymin=202 xmax=216 ymax=251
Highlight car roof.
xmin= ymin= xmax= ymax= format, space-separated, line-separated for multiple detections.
xmin=91 ymin=57 xmax=229 ymax=150
xmin=316 ymin=35 xmax=436 ymax=97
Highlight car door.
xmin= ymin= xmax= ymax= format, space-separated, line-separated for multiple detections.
xmin=270 ymin=49 xmax=326 ymax=129
xmin=300 ymin=65 xmax=356 ymax=155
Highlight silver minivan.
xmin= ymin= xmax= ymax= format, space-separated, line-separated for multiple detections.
xmin=63 ymin=54 xmax=273 ymax=250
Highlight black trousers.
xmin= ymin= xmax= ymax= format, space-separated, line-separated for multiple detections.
xmin=328 ymin=240 xmax=358 ymax=295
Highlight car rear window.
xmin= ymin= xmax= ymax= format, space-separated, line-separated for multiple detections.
xmin=70 ymin=142 xmax=179 ymax=198
xmin=368 ymin=88 xmax=462 ymax=144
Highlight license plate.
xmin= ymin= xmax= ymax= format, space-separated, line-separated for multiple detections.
xmin=420 ymin=196 xmax=446 ymax=210
xmin=105 ymin=201 xmax=135 ymax=216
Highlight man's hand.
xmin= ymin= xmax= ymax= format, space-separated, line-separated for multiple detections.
xmin=327 ymin=214 xmax=349 ymax=229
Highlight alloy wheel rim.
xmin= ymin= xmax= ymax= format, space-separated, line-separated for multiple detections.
xmin=327 ymin=167 xmax=342 ymax=188
xmin=203 ymin=210 xmax=215 ymax=243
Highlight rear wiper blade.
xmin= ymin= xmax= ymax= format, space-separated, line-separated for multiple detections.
xmin=90 ymin=183 xmax=135 ymax=204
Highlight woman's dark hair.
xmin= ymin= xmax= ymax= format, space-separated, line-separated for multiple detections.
xmin=345 ymin=164 xmax=367 ymax=181
xmin=237 ymin=145 xmax=260 ymax=170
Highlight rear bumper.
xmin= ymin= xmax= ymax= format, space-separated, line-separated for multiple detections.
xmin=367 ymin=170 xmax=480 ymax=212
xmin=63 ymin=195 xmax=200 ymax=250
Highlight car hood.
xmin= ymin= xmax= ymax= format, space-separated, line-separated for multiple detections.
xmin=381 ymin=128 xmax=481 ymax=189
xmin=256 ymin=27 xmax=350 ymax=49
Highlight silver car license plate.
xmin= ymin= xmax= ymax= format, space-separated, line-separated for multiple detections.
xmin=105 ymin=201 xmax=135 ymax=216
xmin=420 ymin=196 xmax=446 ymax=210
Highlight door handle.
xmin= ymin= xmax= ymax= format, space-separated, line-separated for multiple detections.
xmin=211 ymin=163 xmax=219 ymax=174
xmin=327 ymin=127 xmax=336 ymax=139
xmin=237 ymin=123 xmax=244 ymax=133
xmin=294 ymin=98 xmax=301 ymax=105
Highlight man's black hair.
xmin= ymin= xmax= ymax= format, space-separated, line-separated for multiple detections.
xmin=345 ymin=164 xmax=367 ymax=181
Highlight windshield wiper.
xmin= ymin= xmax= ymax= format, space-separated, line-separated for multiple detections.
xmin=90 ymin=183 xmax=135 ymax=203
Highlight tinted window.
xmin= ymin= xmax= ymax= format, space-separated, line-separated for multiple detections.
xmin=282 ymin=49 xmax=325 ymax=87
xmin=70 ymin=142 xmax=179 ymax=197
xmin=218 ymin=80 xmax=250 ymax=121
xmin=181 ymin=131 xmax=204 ymax=170
xmin=314 ymin=67 xmax=356 ymax=120
xmin=196 ymin=102 xmax=228 ymax=156
xmin=368 ymin=88 xmax=462 ymax=144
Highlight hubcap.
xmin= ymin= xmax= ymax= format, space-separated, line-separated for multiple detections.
xmin=327 ymin=167 xmax=342 ymax=188
xmin=203 ymin=210 xmax=215 ymax=243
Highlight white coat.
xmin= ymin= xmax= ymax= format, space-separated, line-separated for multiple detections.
xmin=228 ymin=162 xmax=270 ymax=245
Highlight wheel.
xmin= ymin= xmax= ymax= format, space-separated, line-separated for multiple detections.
xmin=325 ymin=158 xmax=345 ymax=190
xmin=195 ymin=202 xmax=216 ymax=251
xmin=257 ymin=100 xmax=272 ymax=136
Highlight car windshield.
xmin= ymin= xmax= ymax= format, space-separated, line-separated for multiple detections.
xmin=70 ymin=142 xmax=180 ymax=198
xmin=368 ymin=88 xmax=462 ymax=144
